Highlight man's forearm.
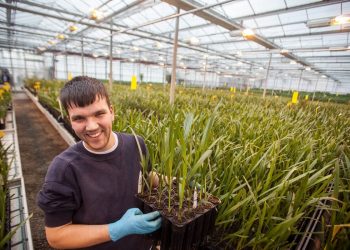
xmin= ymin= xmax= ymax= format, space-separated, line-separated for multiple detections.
xmin=46 ymin=223 xmax=110 ymax=249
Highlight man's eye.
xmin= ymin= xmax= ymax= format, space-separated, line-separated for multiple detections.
xmin=72 ymin=117 xmax=84 ymax=121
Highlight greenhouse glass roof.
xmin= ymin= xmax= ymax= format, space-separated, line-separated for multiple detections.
xmin=0 ymin=0 xmax=349 ymax=91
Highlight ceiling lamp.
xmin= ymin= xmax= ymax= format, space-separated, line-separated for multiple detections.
xmin=306 ymin=18 xmax=331 ymax=28
xmin=305 ymin=66 xmax=311 ymax=71
xmin=321 ymin=75 xmax=327 ymax=78
xmin=155 ymin=42 xmax=163 ymax=49
xmin=290 ymin=60 xmax=297 ymax=65
xmin=69 ymin=25 xmax=78 ymax=32
xmin=90 ymin=9 xmax=103 ymax=20
xmin=229 ymin=30 xmax=241 ymax=37
xmin=48 ymin=40 xmax=56 ymax=45
xmin=37 ymin=46 xmax=46 ymax=51
xmin=132 ymin=46 xmax=139 ymax=51
xmin=56 ymin=34 xmax=66 ymax=40
xmin=186 ymin=37 xmax=200 ymax=46
xmin=331 ymin=14 xmax=350 ymax=25
xmin=241 ymin=29 xmax=275 ymax=49
xmin=241 ymin=28 xmax=255 ymax=38
xmin=280 ymin=49 xmax=289 ymax=54
xmin=307 ymin=14 xmax=350 ymax=28
xmin=92 ymin=53 xmax=99 ymax=58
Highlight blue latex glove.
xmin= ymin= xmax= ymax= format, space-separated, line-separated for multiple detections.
xmin=108 ymin=208 xmax=162 ymax=242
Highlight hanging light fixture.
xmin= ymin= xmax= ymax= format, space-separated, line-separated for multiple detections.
xmin=48 ymin=40 xmax=57 ymax=45
xmin=69 ymin=25 xmax=78 ymax=32
xmin=89 ymin=9 xmax=103 ymax=20
xmin=241 ymin=28 xmax=255 ymax=38
xmin=307 ymin=14 xmax=350 ymax=28
xmin=37 ymin=46 xmax=46 ymax=51
xmin=331 ymin=14 xmax=350 ymax=25
xmin=56 ymin=34 xmax=66 ymax=40
xmin=155 ymin=42 xmax=163 ymax=49
xmin=186 ymin=36 xmax=200 ymax=46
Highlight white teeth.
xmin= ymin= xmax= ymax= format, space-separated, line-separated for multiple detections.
xmin=87 ymin=132 xmax=100 ymax=138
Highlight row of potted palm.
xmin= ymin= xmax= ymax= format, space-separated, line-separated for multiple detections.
xmin=0 ymin=83 xmax=12 ymax=129
xmin=0 ymin=131 xmax=11 ymax=248
xmin=28 ymin=78 xmax=350 ymax=249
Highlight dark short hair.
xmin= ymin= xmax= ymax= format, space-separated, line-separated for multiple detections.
xmin=60 ymin=76 xmax=111 ymax=112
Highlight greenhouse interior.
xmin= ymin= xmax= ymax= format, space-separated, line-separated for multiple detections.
xmin=0 ymin=0 xmax=349 ymax=249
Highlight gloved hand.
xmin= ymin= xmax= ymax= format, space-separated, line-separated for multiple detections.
xmin=108 ymin=208 xmax=162 ymax=242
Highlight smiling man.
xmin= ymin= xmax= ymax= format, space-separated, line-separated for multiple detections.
xmin=37 ymin=76 xmax=161 ymax=250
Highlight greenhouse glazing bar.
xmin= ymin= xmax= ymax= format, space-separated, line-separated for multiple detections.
xmin=170 ymin=7 xmax=180 ymax=106
xmin=176 ymin=0 xmax=344 ymax=33
xmin=163 ymin=0 xmax=339 ymax=83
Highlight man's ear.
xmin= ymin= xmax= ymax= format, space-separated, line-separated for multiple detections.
xmin=110 ymin=105 xmax=115 ymax=121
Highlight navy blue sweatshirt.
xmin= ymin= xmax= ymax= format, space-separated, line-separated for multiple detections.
xmin=37 ymin=132 xmax=152 ymax=250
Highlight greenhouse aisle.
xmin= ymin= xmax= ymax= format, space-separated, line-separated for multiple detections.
xmin=13 ymin=91 xmax=69 ymax=250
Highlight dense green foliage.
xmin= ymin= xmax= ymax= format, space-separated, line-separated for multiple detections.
xmin=28 ymin=78 xmax=350 ymax=249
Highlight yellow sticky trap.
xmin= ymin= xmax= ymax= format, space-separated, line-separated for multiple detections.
xmin=292 ymin=91 xmax=299 ymax=104
xmin=305 ymin=95 xmax=309 ymax=100
xmin=230 ymin=87 xmax=233 ymax=92
xmin=68 ymin=72 xmax=73 ymax=80
xmin=233 ymin=87 xmax=236 ymax=93
xmin=34 ymin=81 xmax=41 ymax=90
xmin=3 ymin=83 xmax=10 ymax=91
xmin=131 ymin=75 xmax=137 ymax=90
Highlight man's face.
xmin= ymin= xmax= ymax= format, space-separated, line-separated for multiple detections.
xmin=68 ymin=97 xmax=115 ymax=152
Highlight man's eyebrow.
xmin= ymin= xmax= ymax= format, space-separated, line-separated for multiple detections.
xmin=70 ymin=109 xmax=108 ymax=119
xmin=94 ymin=109 xmax=108 ymax=115
xmin=70 ymin=114 xmax=85 ymax=120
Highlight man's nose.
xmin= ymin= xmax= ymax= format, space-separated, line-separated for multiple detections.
xmin=86 ymin=118 xmax=99 ymax=130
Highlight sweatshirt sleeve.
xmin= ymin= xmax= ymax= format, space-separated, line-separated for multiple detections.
xmin=37 ymin=157 xmax=81 ymax=227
